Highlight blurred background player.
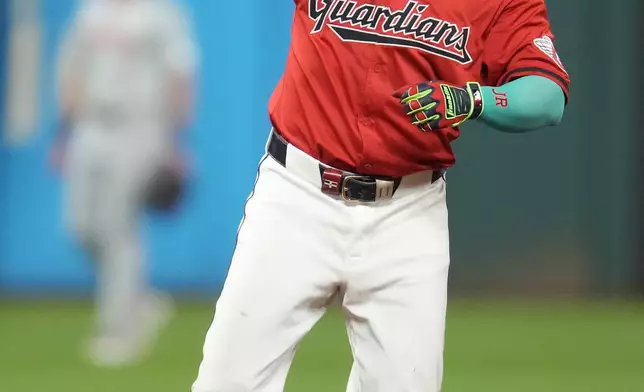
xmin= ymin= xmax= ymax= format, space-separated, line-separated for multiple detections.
xmin=50 ymin=0 xmax=198 ymax=367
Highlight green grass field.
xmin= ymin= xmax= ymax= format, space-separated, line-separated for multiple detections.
xmin=1 ymin=299 xmax=643 ymax=392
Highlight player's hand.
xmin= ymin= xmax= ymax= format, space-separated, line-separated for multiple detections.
xmin=393 ymin=81 xmax=484 ymax=132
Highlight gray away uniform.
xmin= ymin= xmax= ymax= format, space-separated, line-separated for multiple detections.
xmin=56 ymin=0 xmax=197 ymax=362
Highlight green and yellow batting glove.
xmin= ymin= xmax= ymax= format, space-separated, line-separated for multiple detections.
xmin=394 ymin=80 xmax=484 ymax=132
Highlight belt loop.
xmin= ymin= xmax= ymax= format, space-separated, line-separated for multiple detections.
xmin=375 ymin=179 xmax=395 ymax=201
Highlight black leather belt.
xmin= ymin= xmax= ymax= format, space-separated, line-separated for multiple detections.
xmin=267 ymin=131 xmax=442 ymax=202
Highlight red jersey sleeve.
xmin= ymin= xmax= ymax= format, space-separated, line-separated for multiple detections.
xmin=482 ymin=0 xmax=570 ymax=100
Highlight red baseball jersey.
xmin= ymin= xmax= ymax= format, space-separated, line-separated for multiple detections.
xmin=269 ymin=0 xmax=570 ymax=176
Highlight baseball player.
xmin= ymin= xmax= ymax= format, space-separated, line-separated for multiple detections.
xmin=192 ymin=0 xmax=569 ymax=390
xmin=51 ymin=0 xmax=198 ymax=367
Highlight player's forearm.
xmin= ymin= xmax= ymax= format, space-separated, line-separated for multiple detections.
xmin=479 ymin=76 xmax=565 ymax=133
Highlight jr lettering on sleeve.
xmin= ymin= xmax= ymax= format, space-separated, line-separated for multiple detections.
xmin=492 ymin=89 xmax=508 ymax=108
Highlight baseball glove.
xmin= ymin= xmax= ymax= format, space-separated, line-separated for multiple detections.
xmin=144 ymin=164 xmax=185 ymax=213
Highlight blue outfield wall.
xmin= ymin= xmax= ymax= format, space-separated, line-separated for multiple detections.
xmin=0 ymin=0 xmax=295 ymax=294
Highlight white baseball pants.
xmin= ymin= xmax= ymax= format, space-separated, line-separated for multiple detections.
xmin=192 ymin=134 xmax=451 ymax=392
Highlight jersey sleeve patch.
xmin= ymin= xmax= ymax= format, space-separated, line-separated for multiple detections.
xmin=533 ymin=36 xmax=567 ymax=73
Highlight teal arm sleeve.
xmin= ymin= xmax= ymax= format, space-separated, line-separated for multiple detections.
xmin=478 ymin=75 xmax=566 ymax=133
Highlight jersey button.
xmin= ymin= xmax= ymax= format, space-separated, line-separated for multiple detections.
xmin=364 ymin=163 xmax=373 ymax=170
xmin=373 ymin=64 xmax=384 ymax=74
xmin=360 ymin=117 xmax=373 ymax=126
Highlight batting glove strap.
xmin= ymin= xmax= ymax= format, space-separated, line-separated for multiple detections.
xmin=440 ymin=82 xmax=484 ymax=126
xmin=466 ymin=82 xmax=484 ymax=120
